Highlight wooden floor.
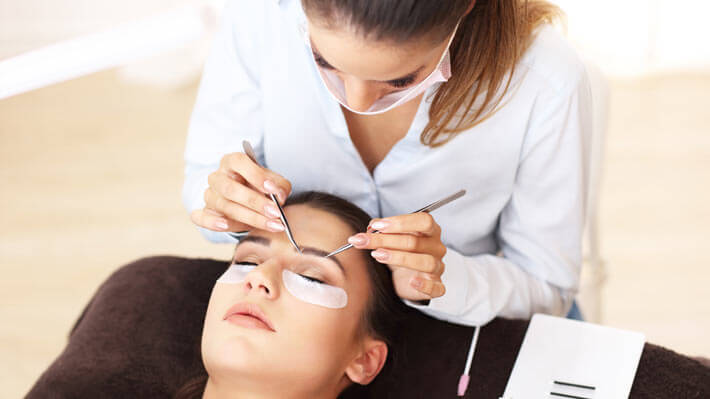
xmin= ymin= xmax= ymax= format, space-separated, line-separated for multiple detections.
xmin=1 ymin=70 xmax=708 ymax=397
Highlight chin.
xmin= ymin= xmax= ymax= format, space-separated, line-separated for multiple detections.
xmin=203 ymin=334 xmax=268 ymax=377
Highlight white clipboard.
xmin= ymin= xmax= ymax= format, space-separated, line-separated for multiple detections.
xmin=502 ymin=314 xmax=645 ymax=399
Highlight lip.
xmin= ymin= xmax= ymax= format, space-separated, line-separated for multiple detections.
xmin=223 ymin=302 xmax=276 ymax=332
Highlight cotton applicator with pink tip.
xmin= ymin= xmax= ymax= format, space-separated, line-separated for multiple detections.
xmin=457 ymin=326 xmax=480 ymax=397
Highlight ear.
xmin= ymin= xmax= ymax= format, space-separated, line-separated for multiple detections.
xmin=344 ymin=338 xmax=388 ymax=385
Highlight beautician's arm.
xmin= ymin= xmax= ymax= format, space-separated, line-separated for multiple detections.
xmin=182 ymin=1 xmax=271 ymax=243
xmin=408 ymin=69 xmax=593 ymax=325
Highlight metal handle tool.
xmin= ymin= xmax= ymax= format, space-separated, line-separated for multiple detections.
xmin=325 ymin=189 xmax=466 ymax=258
xmin=227 ymin=141 xmax=302 ymax=253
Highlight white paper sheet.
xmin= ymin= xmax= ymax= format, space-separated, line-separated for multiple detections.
xmin=502 ymin=314 xmax=645 ymax=399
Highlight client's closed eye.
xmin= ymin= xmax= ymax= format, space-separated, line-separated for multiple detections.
xmin=298 ymin=274 xmax=324 ymax=285
xmin=235 ymin=261 xmax=258 ymax=266
xmin=237 ymin=261 xmax=325 ymax=285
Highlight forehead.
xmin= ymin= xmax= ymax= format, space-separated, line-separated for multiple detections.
xmin=307 ymin=21 xmax=445 ymax=81
xmin=249 ymin=204 xmax=357 ymax=256
xmin=242 ymin=203 xmax=372 ymax=287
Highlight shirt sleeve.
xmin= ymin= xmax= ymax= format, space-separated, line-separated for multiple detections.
xmin=407 ymin=68 xmax=593 ymax=326
xmin=182 ymin=1 xmax=267 ymax=243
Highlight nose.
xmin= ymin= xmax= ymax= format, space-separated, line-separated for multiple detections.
xmin=243 ymin=259 xmax=281 ymax=300
xmin=342 ymin=75 xmax=382 ymax=112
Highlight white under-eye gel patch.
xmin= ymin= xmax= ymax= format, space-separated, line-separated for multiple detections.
xmin=282 ymin=270 xmax=348 ymax=309
xmin=217 ymin=264 xmax=256 ymax=284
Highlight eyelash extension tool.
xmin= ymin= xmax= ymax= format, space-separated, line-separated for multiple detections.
xmin=232 ymin=140 xmax=302 ymax=253
xmin=325 ymin=189 xmax=466 ymax=258
xmin=458 ymin=326 xmax=480 ymax=396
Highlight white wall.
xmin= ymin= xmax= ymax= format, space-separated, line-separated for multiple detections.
xmin=1 ymin=0 xmax=709 ymax=78
xmin=555 ymin=0 xmax=710 ymax=76
xmin=0 ymin=0 xmax=222 ymax=94
xmin=0 ymin=0 xmax=195 ymax=59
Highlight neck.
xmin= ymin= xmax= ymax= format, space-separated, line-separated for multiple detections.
xmin=202 ymin=377 xmax=340 ymax=399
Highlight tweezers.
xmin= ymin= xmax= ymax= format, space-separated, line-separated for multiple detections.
xmin=325 ymin=189 xmax=466 ymax=258
xmin=227 ymin=140 xmax=302 ymax=253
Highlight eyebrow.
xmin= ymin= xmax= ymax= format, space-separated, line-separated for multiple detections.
xmin=239 ymin=235 xmax=270 ymax=246
xmin=312 ymin=48 xmax=424 ymax=85
xmin=238 ymin=235 xmax=346 ymax=277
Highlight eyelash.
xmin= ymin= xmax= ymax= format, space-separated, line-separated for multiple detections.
xmin=235 ymin=261 xmax=325 ymax=285
xmin=388 ymin=76 xmax=416 ymax=88
xmin=236 ymin=261 xmax=257 ymax=266
xmin=313 ymin=53 xmax=333 ymax=70
xmin=312 ymin=52 xmax=415 ymax=88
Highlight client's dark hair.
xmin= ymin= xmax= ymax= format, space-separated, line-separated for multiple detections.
xmin=174 ymin=191 xmax=406 ymax=398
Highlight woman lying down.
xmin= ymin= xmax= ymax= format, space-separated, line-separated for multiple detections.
xmin=27 ymin=191 xmax=710 ymax=398
xmin=175 ymin=191 xmax=408 ymax=398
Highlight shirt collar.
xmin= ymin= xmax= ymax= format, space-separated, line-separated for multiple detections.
xmin=273 ymin=0 xmax=307 ymax=25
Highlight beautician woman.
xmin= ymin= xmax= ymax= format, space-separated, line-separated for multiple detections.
xmin=184 ymin=0 xmax=592 ymax=326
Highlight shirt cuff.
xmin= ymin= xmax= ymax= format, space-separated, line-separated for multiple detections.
xmin=403 ymin=248 xmax=478 ymax=324
xmin=429 ymin=248 xmax=469 ymax=313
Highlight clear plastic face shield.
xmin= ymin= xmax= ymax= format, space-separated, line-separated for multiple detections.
xmin=300 ymin=22 xmax=458 ymax=115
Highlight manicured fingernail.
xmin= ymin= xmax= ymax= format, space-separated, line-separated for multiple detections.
xmin=411 ymin=278 xmax=423 ymax=289
xmin=348 ymin=234 xmax=368 ymax=247
xmin=215 ymin=220 xmax=228 ymax=230
xmin=371 ymin=249 xmax=389 ymax=261
xmin=266 ymin=220 xmax=285 ymax=232
xmin=264 ymin=204 xmax=281 ymax=219
xmin=263 ymin=180 xmax=279 ymax=194
xmin=370 ymin=220 xmax=389 ymax=230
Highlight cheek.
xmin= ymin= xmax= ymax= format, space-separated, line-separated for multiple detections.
xmin=203 ymin=285 xmax=228 ymax=338
xmin=204 ymin=283 xmax=243 ymax=329
xmin=201 ymin=284 xmax=257 ymax=374
xmin=201 ymin=287 xmax=227 ymax=372
xmin=282 ymin=297 xmax=365 ymax=364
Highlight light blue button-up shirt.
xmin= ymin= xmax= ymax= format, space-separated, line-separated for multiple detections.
xmin=183 ymin=0 xmax=592 ymax=325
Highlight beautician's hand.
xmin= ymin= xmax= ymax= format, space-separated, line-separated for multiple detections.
xmin=190 ymin=152 xmax=292 ymax=233
xmin=347 ymin=213 xmax=447 ymax=301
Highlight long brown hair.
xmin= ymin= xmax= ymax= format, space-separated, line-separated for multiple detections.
xmin=301 ymin=0 xmax=561 ymax=147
